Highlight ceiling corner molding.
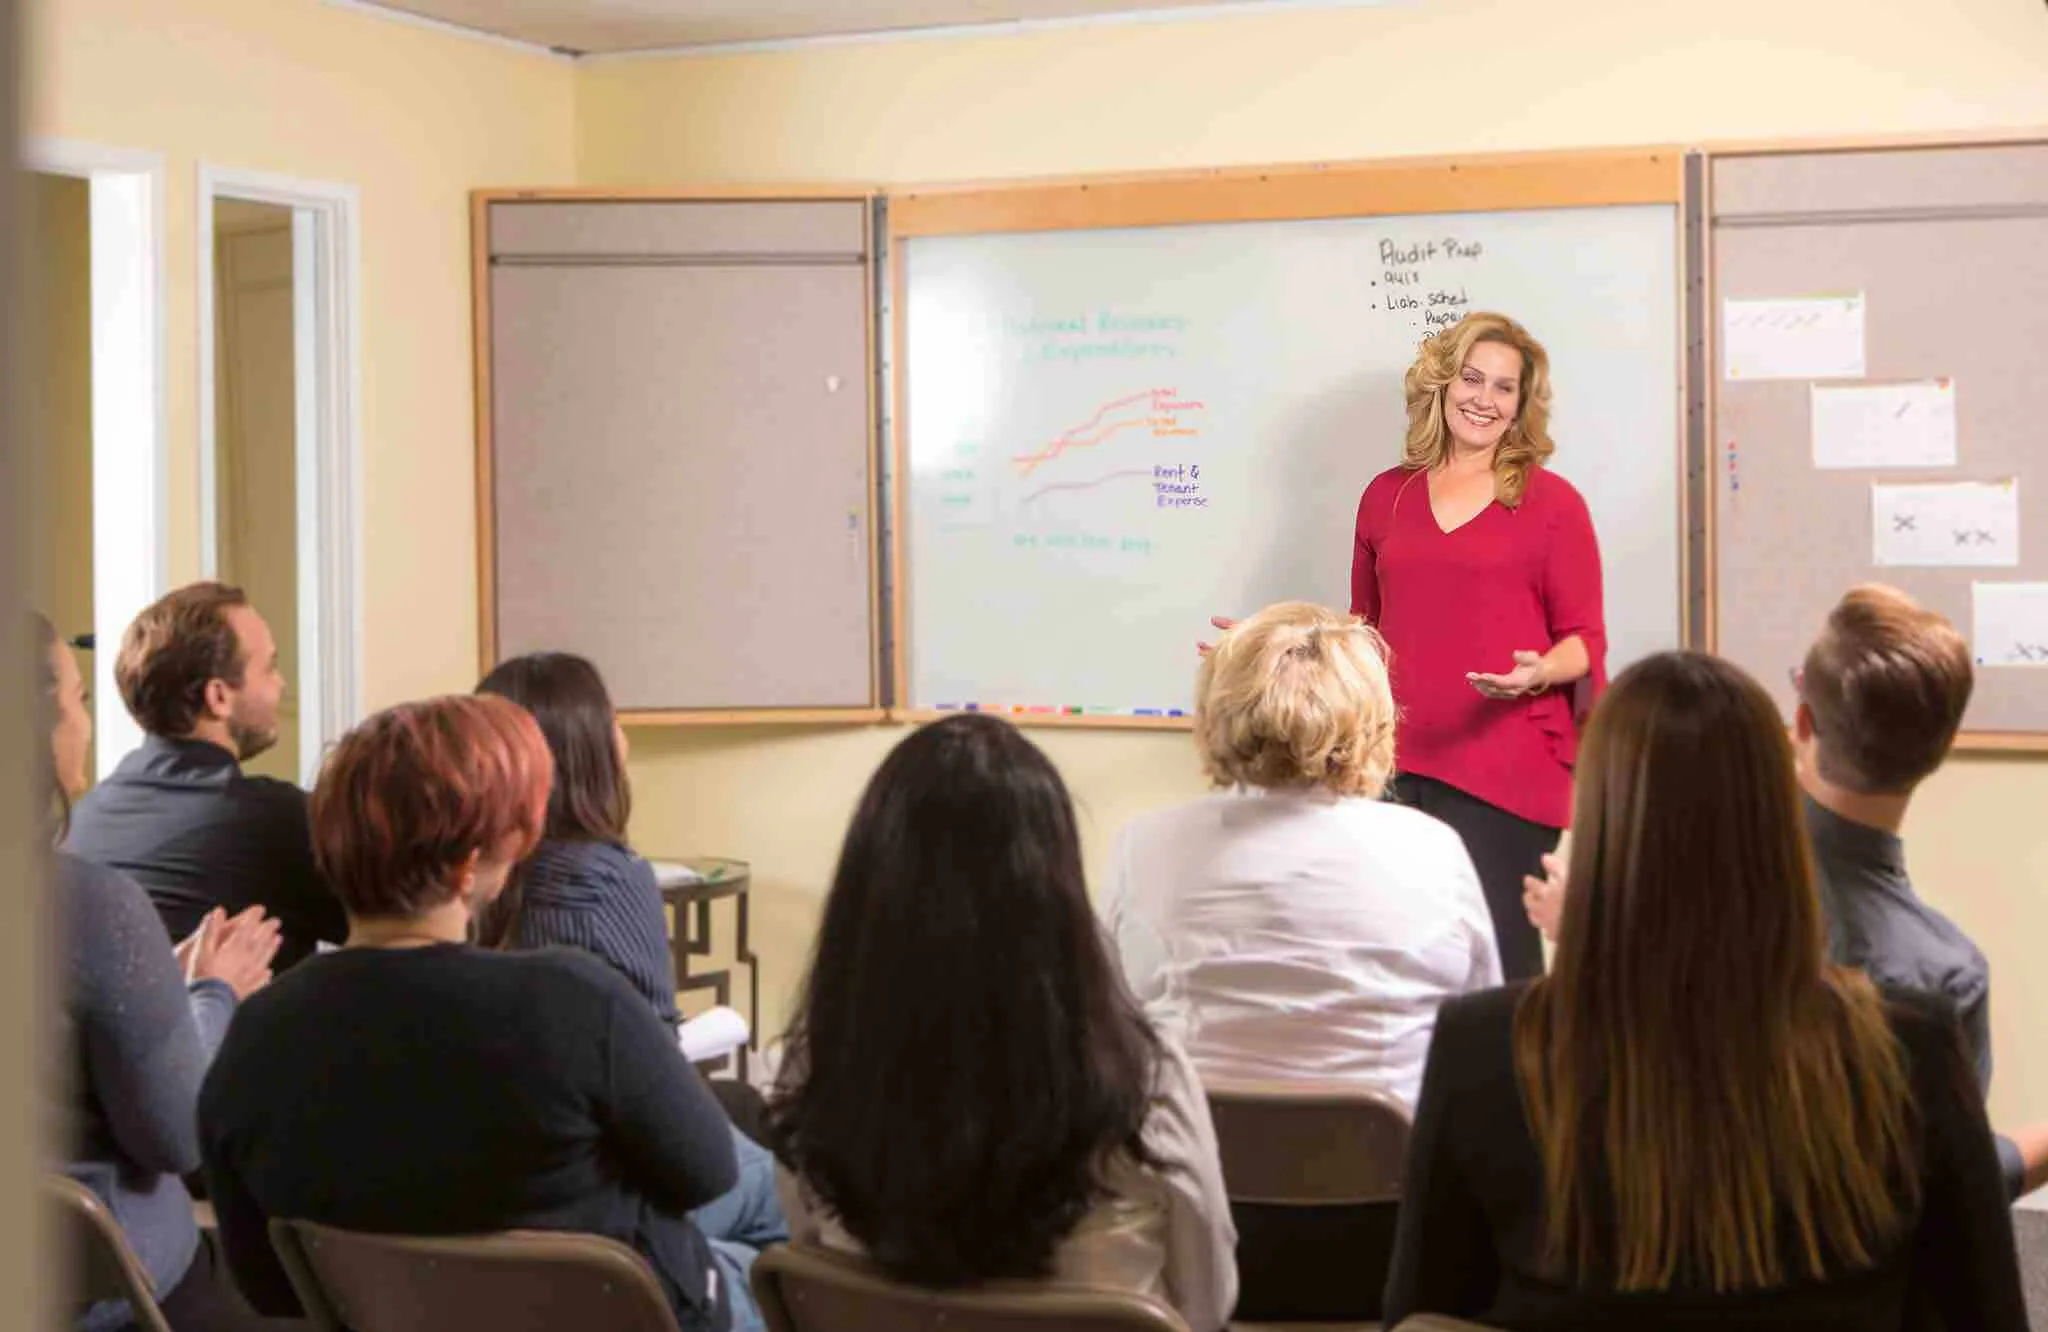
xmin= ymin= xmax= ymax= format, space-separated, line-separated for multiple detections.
xmin=582 ymin=0 xmax=1412 ymax=62
xmin=320 ymin=0 xmax=583 ymax=60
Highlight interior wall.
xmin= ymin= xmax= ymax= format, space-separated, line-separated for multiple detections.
xmin=23 ymin=171 xmax=95 ymax=783
xmin=576 ymin=0 xmax=2048 ymax=186
xmin=26 ymin=0 xmax=578 ymax=710
xmin=212 ymin=201 xmax=299 ymax=782
xmin=576 ymin=0 xmax=2048 ymax=1133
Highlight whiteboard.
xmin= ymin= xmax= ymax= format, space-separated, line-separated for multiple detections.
xmin=901 ymin=205 xmax=1681 ymax=719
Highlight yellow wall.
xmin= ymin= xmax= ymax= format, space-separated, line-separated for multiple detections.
xmin=579 ymin=0 xmax=2048 ymax=1133
xmin=576 ymin=0 xmax=2048 ymax=186
xmin=22 ymin=171 xmax=95 ymax=673
xmin=25 ymin=0 xmax=577 ymax=706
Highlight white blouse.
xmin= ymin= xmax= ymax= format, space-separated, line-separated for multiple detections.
xmin=777 ymin=1037 xmax=1239 ymax=1332
xmin=1105 ymin=788 xmax=1501 ymax=1111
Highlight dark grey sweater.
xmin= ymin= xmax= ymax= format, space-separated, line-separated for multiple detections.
xmin=199 ymin=945 xmax=737 ymax=1331
xmin=54 ymin=851 xmax=237 ymax=1332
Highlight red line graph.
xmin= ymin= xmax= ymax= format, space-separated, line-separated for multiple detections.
xmin=1012 ymin=391 xmax=1157 ymax=476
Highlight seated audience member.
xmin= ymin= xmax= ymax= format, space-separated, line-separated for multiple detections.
xmin=772 ymin=714 xmax=1238 ymax=1332
xmin=476 ymin=652 xmax=788 ymax=1279
xmin=1525 ymin=584 xmax=2048 ymax=1196
xmin=474 ymin=652 xmax=676 ymax=1020
xmin=39 ymin=614 xmax=287 ymax=1332
xmin=1389 ymin=651 xmax=2025 ymax=1330
xmin=1108 ymin=601 xmax=1498 ymax=1111
xmin=66 ymin=582 xmax=344 ymax=968
xmin=198 ymin=696 xmax=752 ymax=1332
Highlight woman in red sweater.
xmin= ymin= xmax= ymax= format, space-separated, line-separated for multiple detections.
xmin=1351 ymin=312 xmax=1605 ymax=980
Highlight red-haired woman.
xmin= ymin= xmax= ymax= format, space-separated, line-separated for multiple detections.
xmin=197 ymin=696 xmax=747 ymax=1332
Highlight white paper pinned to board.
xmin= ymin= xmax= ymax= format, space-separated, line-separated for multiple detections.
xmin=1871 ymin=479 xmax=2019 ymax=567
xmin=1723 ymin=294 xmax=1866 ymax=381
xmin=1812 ymin=380 xmax=1957 ymax=469
xmin=1972 ymin=582 xmax=2048 ymax=668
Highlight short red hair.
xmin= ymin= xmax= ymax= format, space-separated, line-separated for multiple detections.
xmin=311 ymin=695 xmax=553 ymax=918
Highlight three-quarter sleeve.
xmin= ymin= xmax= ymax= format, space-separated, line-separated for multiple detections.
xmin=1351 ymin=487 xmax=1381 ymax=623
xmin=1539 ymin=475 xmax=1608 ymax=707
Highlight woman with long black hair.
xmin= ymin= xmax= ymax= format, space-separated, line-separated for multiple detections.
xmin=772 ymin=714 xmax=1237 ymax=1330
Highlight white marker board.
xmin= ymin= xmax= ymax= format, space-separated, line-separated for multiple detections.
xmin=900 ymin=203 xmax=1682 ymax=719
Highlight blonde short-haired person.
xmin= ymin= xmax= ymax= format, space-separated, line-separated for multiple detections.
xmin=1109 ymin=601 xmax=1501 ymax=1113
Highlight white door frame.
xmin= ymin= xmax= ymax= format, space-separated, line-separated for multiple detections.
xmin=197 ymin=165 xmax=364 ymax=784
xmin=24 ymin=139 xmax=168 ymax=779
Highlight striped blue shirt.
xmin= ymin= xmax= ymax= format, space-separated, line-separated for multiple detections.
xmin=514 ymin=840 xmax=679 ymax=1027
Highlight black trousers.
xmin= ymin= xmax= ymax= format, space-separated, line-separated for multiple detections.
xmin=1390 ymin=773 xmax=1558 ymax=982
xmin=1231 ymin=1200 xmax=1398 ymax=1321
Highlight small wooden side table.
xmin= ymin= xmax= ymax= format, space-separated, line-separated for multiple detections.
xmin=653 ymin=856 xmax=759 ymax=1082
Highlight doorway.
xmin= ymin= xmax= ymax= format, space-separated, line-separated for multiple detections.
xmin=209 ymin=200 xmax=301 ymax=780
xmin=199 ymin=168 xmax=362 ymax=786
xmin=24 ymin=140 xmax=167 ymax=780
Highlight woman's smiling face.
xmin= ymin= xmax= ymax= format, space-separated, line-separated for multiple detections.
xmin=1445 ymin=338 xmax=1523 ymax=453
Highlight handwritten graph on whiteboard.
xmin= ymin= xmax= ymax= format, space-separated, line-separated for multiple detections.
xmin=901 ymin=207 xmax=1682 ymax=718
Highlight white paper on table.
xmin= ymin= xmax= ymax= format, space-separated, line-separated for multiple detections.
xmin=1723 ymin=294 xmax=1866 ymax=381
xmin=1811 ymin=380 xmax=1957 ymax=469
xmin=649 ymin=859 xmax=705 ymax=889
xmin=1972 ymin=582 xmax=2048 ymax=668
xmin=678 ymin=1005 xmax=750 ymax=1062
xmin=1871 ymin=479 xmax=2019 ymax=567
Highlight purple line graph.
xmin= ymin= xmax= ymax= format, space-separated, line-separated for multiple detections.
xmin=1021 ymin=469 xmax=1155 ymax=506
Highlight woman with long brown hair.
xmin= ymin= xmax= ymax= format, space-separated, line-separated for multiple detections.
xmin=1384 ymin=651 xmax=2024 ymax=1329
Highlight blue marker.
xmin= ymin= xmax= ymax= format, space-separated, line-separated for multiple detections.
xmin=1133 ymin=708 xmax=1163 ymax=716
xmin=1167 ymin=709 xmax=1185 ymax=718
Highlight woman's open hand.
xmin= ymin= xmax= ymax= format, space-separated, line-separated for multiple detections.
xmin=1467 ymin=650 xmax=1550 ymax=699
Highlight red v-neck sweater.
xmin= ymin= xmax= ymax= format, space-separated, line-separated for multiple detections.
xmin=1351 ymin=464 xmax=1607 ymax=829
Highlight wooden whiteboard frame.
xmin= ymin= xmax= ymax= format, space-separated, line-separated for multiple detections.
xmin=885 ymin=147 xmax=1688 ymax=729
xmin=471 ymin=187 xmax=887 ymax=727
xmin=1695 ymin=134 xmax=2048 ymax=753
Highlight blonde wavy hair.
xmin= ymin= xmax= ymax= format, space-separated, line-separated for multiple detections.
xmin=1195 ymin=602 xmax=1397 ymax=798
xmin=1402 ymin=311 xmax=1555 ymax=507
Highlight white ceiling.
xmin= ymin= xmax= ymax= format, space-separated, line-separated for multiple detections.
xmin=352 ymin=0 xmax=1369 ymax=55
